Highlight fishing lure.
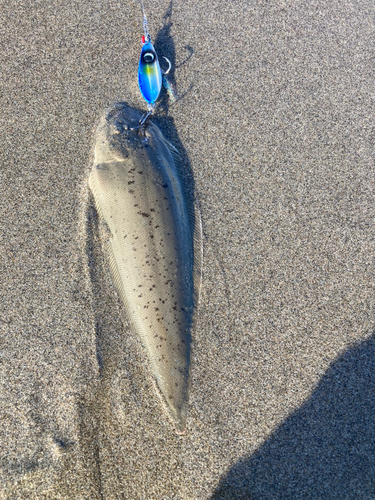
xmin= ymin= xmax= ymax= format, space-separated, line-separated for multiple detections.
xmin=137 ymin=1 xmax=172 ymax=126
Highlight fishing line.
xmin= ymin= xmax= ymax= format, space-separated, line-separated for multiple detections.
xmin=140 ymin=0 xmax=151 ymax=42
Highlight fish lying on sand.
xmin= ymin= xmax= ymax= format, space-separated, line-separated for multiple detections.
xmin=88 ymin=103 xmax=202 ymax=433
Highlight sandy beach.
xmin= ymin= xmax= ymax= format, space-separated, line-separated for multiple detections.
xmin=1 ymin=0 xmax=374 ymax=498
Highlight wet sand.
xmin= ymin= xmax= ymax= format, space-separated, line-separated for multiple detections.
xmin=0 ymin=1 xmax=374 ymax=498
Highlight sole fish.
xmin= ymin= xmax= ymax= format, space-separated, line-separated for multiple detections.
xmin=88 ymin=103 xmax=202 ymax=433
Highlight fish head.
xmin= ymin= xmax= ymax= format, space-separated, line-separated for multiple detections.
xmin=94 ymin=103 xmax=145 ymax=164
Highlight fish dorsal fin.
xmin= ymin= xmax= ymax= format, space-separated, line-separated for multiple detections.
xmin=160 ymin=135 xmax=203 ymax=324
xmin=147 ymin=122 xmax=203 ymax=334
xmin=164 ymin=138 xmax=183 ymax=169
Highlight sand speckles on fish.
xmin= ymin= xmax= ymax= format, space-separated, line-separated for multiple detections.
xmin=88 ymin=103 xmax=202 ymax=433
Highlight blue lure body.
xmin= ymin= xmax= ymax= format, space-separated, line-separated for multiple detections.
xmin=138 ymin=41 xmax=163 ymax=106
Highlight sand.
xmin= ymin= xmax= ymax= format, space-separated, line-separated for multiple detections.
xmin=0 ymin=0 xmax=374 ymax=498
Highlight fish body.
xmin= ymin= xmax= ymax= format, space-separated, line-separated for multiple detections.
xmin=138 ymin=41 xmax=163 ymax=105
xmin=89 ymin=103 xmax=201 ymax=433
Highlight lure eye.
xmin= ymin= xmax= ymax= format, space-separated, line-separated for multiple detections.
xmin=143 ymin=52 xmax=155 ymax=63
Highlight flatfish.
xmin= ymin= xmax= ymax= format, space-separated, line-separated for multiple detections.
xmin=89 ymin=103 xmax=202 ymax=433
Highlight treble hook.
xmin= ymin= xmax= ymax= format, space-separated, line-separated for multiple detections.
xmin=139 ymin=107 xmax=153 ymax=131
xmin=162 ymin=56 xmax=171 ymax=75
xmin=129 ymin=103 xmax=154 ymax=136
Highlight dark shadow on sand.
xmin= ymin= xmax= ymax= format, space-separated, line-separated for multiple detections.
xmin=211 ymin=334 xmax=375 ymax=499
xmin=152 ymin=1 xmax=195 ymax=195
